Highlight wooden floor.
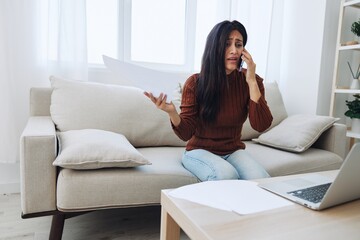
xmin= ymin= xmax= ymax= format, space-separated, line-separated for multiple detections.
xmin=0 ymin=193 xmax=190 ymax=240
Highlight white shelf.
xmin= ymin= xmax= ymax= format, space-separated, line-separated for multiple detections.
xmin=334 ymin=89 xmax=360 ymax=94
xmin=339 ymin=44 xmax=360 ymax=50
xmin=344 ymin=0 xmax=360 ymax=8
xmin=346 ymin=130 xmax=360 ymax=138
xmin=330 ymin=0 xmax=360 ymax=132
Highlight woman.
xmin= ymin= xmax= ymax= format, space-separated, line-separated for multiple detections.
xmin=144 ymin=20 xmax=273 ymax=181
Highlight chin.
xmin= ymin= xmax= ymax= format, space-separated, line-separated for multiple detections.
xmin=226 ymin=67 xmax=236 ymax=72
xmin=226 ymin=64 xmax=237 ymax=71
xmin=226 ymin=69 xmax=235 ymax=75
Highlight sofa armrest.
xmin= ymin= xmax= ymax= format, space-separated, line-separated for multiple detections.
xmin=20 ymin=116 xmax=57 ymax=215
xmin=313 ymin=123 xmax=347 ymax=160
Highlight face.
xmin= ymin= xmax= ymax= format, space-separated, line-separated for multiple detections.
xmin=224 ymin=30 xmax=244 ymax=75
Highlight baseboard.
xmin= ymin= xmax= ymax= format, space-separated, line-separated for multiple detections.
xmin=0 ymin=182 xmax=20 ymax=194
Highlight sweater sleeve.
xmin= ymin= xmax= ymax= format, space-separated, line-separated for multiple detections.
xmin=248 ymin=76 xmax=273 ymax=132
xmin=171 ymin=75 xmax=198 ymax=141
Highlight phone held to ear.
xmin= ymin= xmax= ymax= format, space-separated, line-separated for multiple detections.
xmin=237 ymin=55 xmax=244 ymax=72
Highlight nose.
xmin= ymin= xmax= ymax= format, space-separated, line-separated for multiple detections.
xmin=229 ymin=43 xmax=237 ymax=54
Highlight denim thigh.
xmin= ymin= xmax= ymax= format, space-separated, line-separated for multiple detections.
xmin=224 ymin=149 xmax=270 ymax=180
xmin=182 ymin=149 xmax=239 ymax=181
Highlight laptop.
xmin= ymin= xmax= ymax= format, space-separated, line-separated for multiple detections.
xmin=259 ymin=143 xmax=360 ymax=210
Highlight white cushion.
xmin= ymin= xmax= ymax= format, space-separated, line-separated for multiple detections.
xmin=241 ymin=82 xmax=288 ymax=140
xmin=50 ymin=76 xmax=186 ymax=147
xmin=252 ymin=115 xmax=339 ymax=152
xmin=53 ymin=129 xmax=151 ymax=169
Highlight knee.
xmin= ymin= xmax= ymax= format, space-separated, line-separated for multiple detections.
xmin=199 ymin=165 xmax=239 ymax=181
xmin=238 ymin=168 xmax=270 ymax=180
xmin=212 ymin=167 xmax=239 ymax=180
xmin=182 ymin=157 xmax=239 ymax=181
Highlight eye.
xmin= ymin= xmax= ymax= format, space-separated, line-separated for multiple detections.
xmin=226 ymin=41 xmax=231 ymax=47
xmin=235 ymin=42 xmax=243 ymax=48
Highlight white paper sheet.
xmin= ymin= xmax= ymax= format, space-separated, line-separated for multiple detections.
xmin=169 ymin=180 xmax=293 ymax=215
xmin=103 ymin=55 xmax=189 ymax=102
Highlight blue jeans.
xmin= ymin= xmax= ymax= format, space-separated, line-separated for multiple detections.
xmin=182 ymin=149 xmax=270 ymax=181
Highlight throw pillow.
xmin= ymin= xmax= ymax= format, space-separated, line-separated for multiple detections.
xmin=53 ymin=129 xmax=151 ymax=169
xmin=252 ymin=114 xmax=339 ymax=153
xmin=50 ymin=76 xmax=186 ymax=147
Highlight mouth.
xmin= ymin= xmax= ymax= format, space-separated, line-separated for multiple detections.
xmin=226 ymin=57 xmax=238 ymax=63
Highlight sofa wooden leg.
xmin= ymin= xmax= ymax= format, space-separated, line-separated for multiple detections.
xmin=49 ymin=213 xmax=65 ymax=240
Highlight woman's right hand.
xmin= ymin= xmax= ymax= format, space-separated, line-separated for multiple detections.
xmin=144 ymin=91 xmax=182 ymax=127
xmin=143 ymin=92 xmax=176 ymax=114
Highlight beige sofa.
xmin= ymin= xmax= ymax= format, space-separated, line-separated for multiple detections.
xmin=20 ymin=76 xmax=347 ymax=239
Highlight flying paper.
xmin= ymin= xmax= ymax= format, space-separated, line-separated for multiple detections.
xmin=103 ymin=55 xmax=189 ymax=102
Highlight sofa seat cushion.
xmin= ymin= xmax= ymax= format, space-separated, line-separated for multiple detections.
xmin=56 ymin=147 xmax=198 ymax=211
xmin=56 ymin=144 xmax=343 ymax=211
xmin=245 ymin=141 xmax=343 ymax=177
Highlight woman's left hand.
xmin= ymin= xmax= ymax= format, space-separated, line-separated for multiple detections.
xmin=241 ymin=48 xmax=257 ymax=84
xmin=241 ymin=48 xmax=261 ymax=102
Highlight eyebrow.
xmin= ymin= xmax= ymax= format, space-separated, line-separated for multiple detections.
xmin=227 ymin=38 xmax=243 ymax=42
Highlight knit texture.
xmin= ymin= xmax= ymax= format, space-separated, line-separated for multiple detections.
xmin=172 ymin=70 xmax=273 ymax=155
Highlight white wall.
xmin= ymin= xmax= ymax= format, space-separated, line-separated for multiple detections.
xmin=282 ymin=0 xmax=325 ymax=115
xmin=267 ymin=0 xmax=339 ymax=116
xmin=317 ymin=0 xmax=341 ymax=116
xmin=265 ymin=0 xmax=284 ymax=84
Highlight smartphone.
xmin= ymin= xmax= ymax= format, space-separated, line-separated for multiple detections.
xmin=237 ymin=55 xmax=244 ymax=72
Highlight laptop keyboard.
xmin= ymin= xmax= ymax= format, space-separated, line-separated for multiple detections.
xmin=287 ymin=183 xmax=332 ymax=203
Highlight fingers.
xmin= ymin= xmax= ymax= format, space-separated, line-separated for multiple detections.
xmin=144 ymin=92 xmax=158 ymax=103
xmin=241 ymin=49 xmax=252 ymax=62
xmin=143 ymin=91 xmax=156 ymax=102
xmin=144 ymin=92 xmax=167 ymax=109
xmin=159 ymin=95 xmax=168 ymax=109
xmin=242 ymin=48 xmax=250 ymax=56
xmin=155 ymin=93 xmax=164 ymax=106
xmin=241 ymin=49 xmax=256 ymax=71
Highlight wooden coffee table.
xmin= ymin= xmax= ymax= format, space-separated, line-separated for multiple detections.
xmin=160 ymin=170 xmax=360 ymax=240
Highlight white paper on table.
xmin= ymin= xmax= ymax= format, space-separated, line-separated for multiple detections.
xmin=169 ymin=180 xmax=294 ymax=215
xmin=103 ymin=55 xmax=189 ymax=103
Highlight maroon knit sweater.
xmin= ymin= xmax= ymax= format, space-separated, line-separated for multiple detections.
xmin=172 ymin=70 xmax=273 ymax=155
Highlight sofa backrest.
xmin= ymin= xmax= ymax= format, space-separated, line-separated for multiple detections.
xmin=30 ymin=88 xmax=52 ymax=117
xmin=49 ymin=76 xmax=187 ymax=147
xmin=30 ymin=77 xmax=288 ymax=146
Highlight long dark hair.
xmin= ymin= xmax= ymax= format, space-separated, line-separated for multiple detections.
xmin=197 ymin=20 xmax=247 ymax=123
